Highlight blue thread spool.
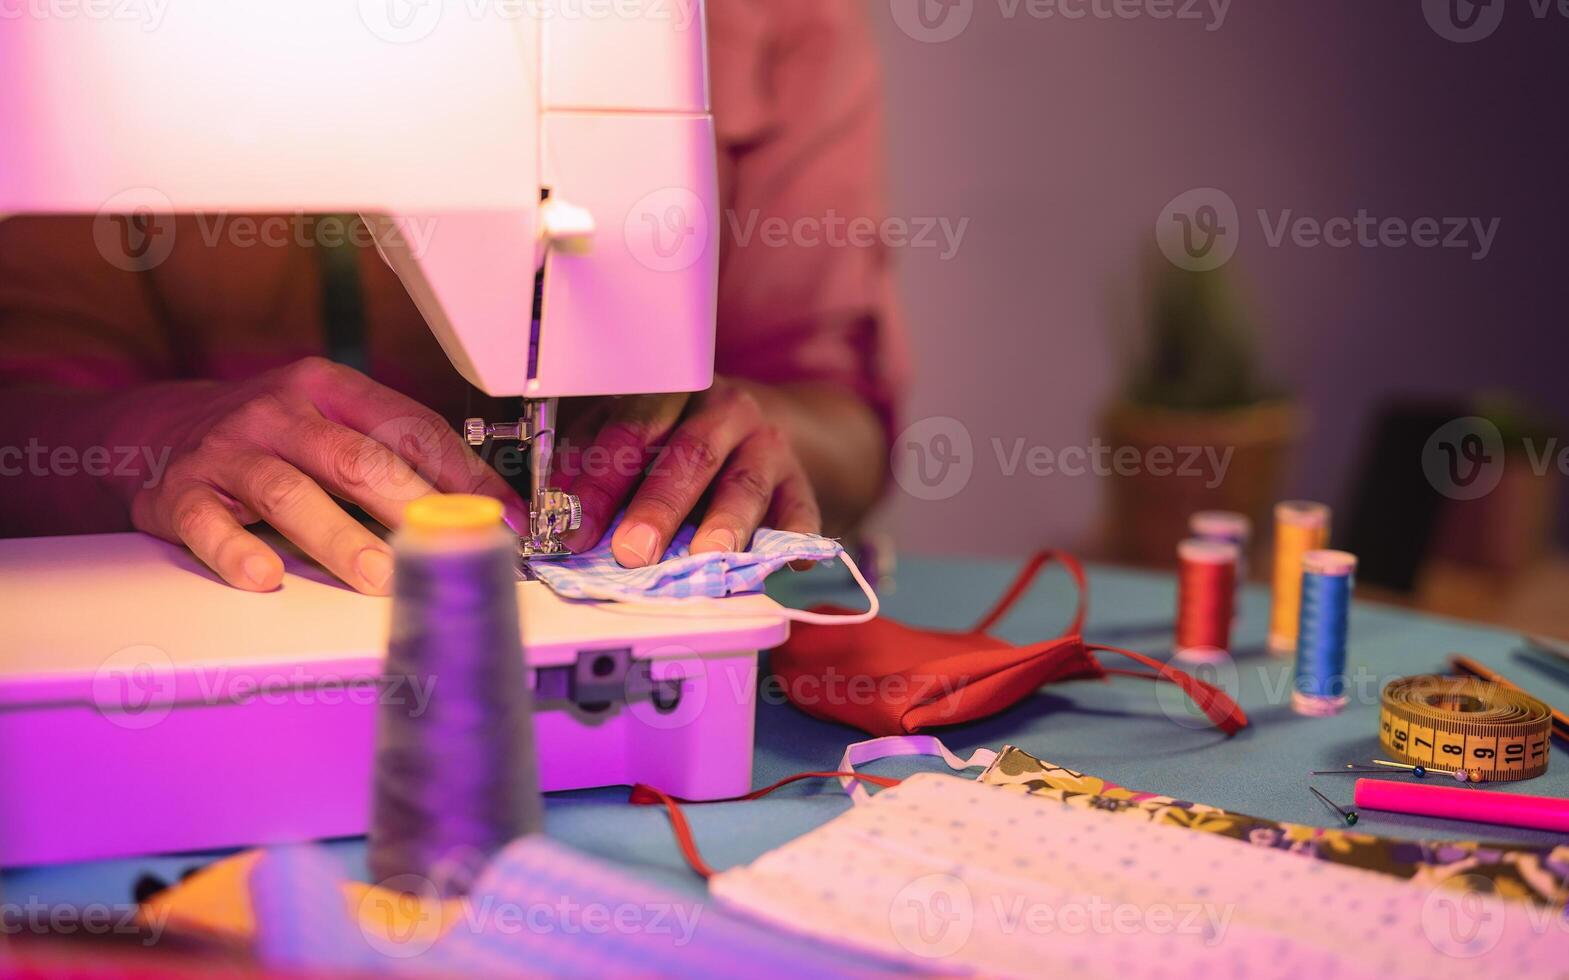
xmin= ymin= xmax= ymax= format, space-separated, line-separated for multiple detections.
xmin=1292 ymin=549 xmax=1357 ymax=717
xmin=369 ymin=495 xmax=543 ymax=897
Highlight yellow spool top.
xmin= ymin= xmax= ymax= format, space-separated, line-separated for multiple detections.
xmin=1275 ymin=500 xmax=1331 ymax=528
xmin=403 ymin=494 xmax=505 ymax=533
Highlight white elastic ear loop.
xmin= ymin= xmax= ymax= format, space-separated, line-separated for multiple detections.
xmin=781 ymin=547 xmax=879 ymax=625
xmin=838 ymin=735 xmax=999 ymax=805
xmin=583 ymin=548 xmax=880 ymax=626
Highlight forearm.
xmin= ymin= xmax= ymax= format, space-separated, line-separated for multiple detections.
xmin=742 ymin=381 xmax=888 ymax=537
xmin=0 ymin=384 xmax=168 ymax=536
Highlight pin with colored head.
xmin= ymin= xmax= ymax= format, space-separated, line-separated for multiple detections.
xmin=1372 ymin=759 xmax=1470 ymax=782
xmin=1309 ymin=786 xmax=1359 ymax=826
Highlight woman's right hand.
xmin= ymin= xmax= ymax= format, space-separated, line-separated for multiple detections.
xmin=108 ymin=356 xmax=525 ymax=595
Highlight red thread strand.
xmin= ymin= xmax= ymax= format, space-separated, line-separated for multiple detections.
xmin=630 ymin=771 xmax=903 ymax=879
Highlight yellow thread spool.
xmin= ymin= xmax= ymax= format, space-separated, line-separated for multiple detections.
xmin=1267 ymin=500 xmax=1330 ymax=655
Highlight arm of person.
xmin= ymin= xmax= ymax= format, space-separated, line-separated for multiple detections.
xmin=0 ymin=217 xmax=525 ymax=596
xmin=557 ymin=0 xmax=904 ymax=566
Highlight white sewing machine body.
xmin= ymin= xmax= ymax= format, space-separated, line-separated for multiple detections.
xmin=0 ymin=533 xmax=783 ymax=867
xmin=0 ymin=0 xmax=719 ymax=400
xmin=0 ymin=2 xmax=786 ymax=867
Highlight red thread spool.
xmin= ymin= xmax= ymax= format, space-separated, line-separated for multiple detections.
xmin=1175 ymin=539 xmax=1239 ymax=662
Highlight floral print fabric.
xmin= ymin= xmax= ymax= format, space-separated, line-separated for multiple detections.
xmin=979 ymin=745 xmax=1569 ymax=909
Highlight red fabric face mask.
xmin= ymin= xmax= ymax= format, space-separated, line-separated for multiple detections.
xmin=770 ymin=551 xmax=1247 ymax=737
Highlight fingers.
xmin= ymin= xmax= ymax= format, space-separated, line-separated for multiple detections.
xmin=611 ymin=389 xmax=758 ymax=567
xmin=281 ymin=357 xmax=526 ymax=529
xmin=552 ymin=397 xmax=613 ymax=484
xmin=149 ymin=483 xmax=284 ymax=592
xmin=216 ymin=453 xmax=395 ymax=595
xmin=690 ymin=427 xmax=789 ymax=555
xmin=560 ymin=393 xmax=689 ymax=554
xmin=767 ymin=471 xmax=823 ymax=535
xmin=262 ymin=415 xmax=437 ymax=528
xmin=768 ymin=471 xmax=825 ymax=572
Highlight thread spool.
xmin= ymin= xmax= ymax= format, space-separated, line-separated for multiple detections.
xmin=1189 ymin=511 xmax=1251 ymax=583
xmin=369 ymin=494 xmax=543 ymax=897
xmin=1291 ymin=549 xmax=1356 ymax=717
xmin=1267 ymin=501 xmax=1331 ymax=656
xmin=1174 ymin=539 xmax=1238 ymax=662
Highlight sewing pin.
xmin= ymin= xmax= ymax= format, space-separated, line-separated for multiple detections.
xmin=1309 ymin=786 xmax=1359 ymax=826
xmin=1372 ymin=759 xmax=1471 ymax=782
xmin=1310 ymin=767 xmax=1384 ymax=775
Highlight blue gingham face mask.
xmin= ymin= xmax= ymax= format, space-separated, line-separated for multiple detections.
xmin=527 ymin=522 xmax=878 ymax=625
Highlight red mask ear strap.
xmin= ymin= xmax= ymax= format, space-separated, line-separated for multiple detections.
xmin=970 ymin=550 xmax=1088 ymax=637
xmin=1088 ymin=644 xmax=1250 ymax=736
xmin=630 ymin=771 xmax=903 ymax=879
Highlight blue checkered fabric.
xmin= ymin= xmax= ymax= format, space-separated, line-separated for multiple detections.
xmin=529 ymin=522 xmax=842 ymax=602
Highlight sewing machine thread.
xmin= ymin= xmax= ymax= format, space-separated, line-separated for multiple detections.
xmin=1174 ymin=538 xmax=1237 ymax=662
xmin=1291 ymin=549 xmax=1356 ymax=717
xmin=1188 ymin=510 xmax=1251 ymax=604
xmin=368 ymin=495 xmax=543 ymax=897
xmin=1267 ymin=501 xmax=1331 ymax=655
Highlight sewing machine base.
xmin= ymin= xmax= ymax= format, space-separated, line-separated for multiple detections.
xmin=0 ymin=533 xmax=787 ymax=868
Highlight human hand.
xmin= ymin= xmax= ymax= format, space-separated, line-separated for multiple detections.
xmin=556 ymin=378 xmax=822 ymax=567
xmin=112 ymin=357 xmax=524 ymax=594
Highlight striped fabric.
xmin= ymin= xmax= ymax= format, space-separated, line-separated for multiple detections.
xmin=248 ymin=837 xmax=899 ymax=977
xmin=529 ymin=523 xmax=842 ymax=602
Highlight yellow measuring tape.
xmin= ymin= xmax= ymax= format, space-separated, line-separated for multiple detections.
xmin=1380 ymin=675 xmax=1552 ymax=782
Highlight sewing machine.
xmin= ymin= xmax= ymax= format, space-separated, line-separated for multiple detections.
xmin=0 ymin=1 xmax=788 ymax=866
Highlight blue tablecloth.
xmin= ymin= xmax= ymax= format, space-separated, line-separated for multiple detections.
xmin=7 ymin=556 xmax=1568 ymax=910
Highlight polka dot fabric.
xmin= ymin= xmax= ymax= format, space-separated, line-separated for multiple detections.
xmin=710 ymin=774 xmax=1569 ymax=978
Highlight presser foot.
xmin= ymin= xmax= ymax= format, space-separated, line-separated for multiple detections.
xmin=518 ymin=488 xmax=582 ymax=562
xmin=519 ymin=541 xmax=574 ymax=561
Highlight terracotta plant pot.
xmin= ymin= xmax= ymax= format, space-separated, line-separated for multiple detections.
xmin=1101 ymin=400 xmax=1301 ymax=571
xmin=1430 ymin=459 xmax=1557 ymax=574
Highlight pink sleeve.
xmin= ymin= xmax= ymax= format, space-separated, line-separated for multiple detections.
xmin=708 ymin=0 xmax=908 ymax=443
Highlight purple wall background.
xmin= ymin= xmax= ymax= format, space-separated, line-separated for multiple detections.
xmin=868 ymin=0 xmax=1569 ymax=556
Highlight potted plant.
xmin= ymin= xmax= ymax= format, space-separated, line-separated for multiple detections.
xmin=1101 ymin=257 xmax=1299 ymax=570
xmin=1429 ymin=394 xmax=1559 ymax=575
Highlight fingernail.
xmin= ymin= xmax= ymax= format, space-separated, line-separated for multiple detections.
xmin=698 ymin=528 xmax=737 ymax=553
xmin=614 ymin=522 xmax=660 ymax=568
xmin=357 ymin=547 xmax=395 ymax=592
xmin=243 ymin=555 xmax=278 ymax=590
